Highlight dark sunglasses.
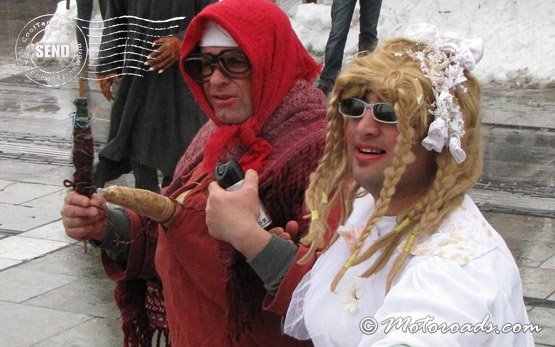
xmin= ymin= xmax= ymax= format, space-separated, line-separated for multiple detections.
xmin=183 ymin=49 xmax=251 ymax=83
xmin=338 ymin=98 xmax=397 ymax=124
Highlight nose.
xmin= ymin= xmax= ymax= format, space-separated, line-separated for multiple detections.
xmin=355 ymin=107 xmax=381 ymax=136
xmin=207 ymin=66 xmax=230 ymax=86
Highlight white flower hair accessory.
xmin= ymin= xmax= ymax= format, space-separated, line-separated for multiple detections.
xmin=404 ymin=23 xmax=483 ymax=163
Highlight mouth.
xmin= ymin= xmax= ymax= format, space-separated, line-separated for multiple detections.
xmin=358 ymin=147 xmax=385 ymax=155
xmin=210 ymin=94 xmax=236 ymax=107
xmin=354 ymin=144 xmax=386 ymax=162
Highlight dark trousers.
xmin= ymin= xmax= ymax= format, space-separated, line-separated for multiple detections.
xmin=131 ymin=161 xmax=172 ymax=193
xmin=95 ymin=158 xmax=171 ymax=193
xmin=319 ymin=0 xmax=382 ymax=89
xmin=76 ymin=0 xmax=107 ymax=61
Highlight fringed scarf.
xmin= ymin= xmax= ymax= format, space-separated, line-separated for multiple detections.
xmin=108 ymin=218 xmax=171 ymax=347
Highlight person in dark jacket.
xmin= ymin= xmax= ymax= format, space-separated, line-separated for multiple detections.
xmin=94 ymin=0 xmax=214 ymax=192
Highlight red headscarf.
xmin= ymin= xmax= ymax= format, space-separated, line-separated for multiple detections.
xmin=179 ymin=0 xmax=321 ymax=173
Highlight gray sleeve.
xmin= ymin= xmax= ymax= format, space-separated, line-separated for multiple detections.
xmin=247 ymin=234 xmax=298 ymax=295
xmin=89 ymin=207 xmax=131 ymax=263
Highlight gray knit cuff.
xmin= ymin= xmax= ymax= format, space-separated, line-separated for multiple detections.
xmin=90 ymin=207 xmax=131 ymax=263
xmin=247 ymin=234 xmax=298 ymax=295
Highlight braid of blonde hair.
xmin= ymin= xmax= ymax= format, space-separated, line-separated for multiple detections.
xmin=384 ymin=154 xmax=469 ymax=291
xmin=382 ymin=158 xmax=460 ymax=290
xmin=342 ymin=117 xmax=420 ymax=286
xmin=299 ymin=91 xmax=351 ymax=264
xmin=329 ymin=109 xmax=420 ymax=291
xmin=383 ymin=74 xmax=483 ymax=291
xmin=300 ymin=78 xmax=386 ymax=265
xmin=329 ymin=52 xmax=433 ymax=290
xmin=348 ymin=125 xmax=417 ymax=264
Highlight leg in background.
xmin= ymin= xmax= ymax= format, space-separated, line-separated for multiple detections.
xmin=358 ymin=0 xmax=382 ymax=52
xmin=318 ymin=0 xmax=358 ymax=93
xmin=132 ymin=161 xmax=161 ymax=193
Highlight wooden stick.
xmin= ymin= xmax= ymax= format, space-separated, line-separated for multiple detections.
xmin=80 ymin=76 xmax=88 ymax=253
xmin=79 ymin=77 xmax=86 ymax=98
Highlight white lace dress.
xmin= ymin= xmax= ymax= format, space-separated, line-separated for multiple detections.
xmin=284 ymin=194 xmax=534 ymax=347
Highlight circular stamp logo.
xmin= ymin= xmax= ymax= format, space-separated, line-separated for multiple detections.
xmin=15 ymin=14 xmax=87 ymax=87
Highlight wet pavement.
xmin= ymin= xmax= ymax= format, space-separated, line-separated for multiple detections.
xmin=0 ymin=2 xmax=554 ymax=347
xmin=1 ymin=77 xmax=555 ymax=347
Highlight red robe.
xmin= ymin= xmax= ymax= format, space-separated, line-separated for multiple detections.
xmin=103 ymin=80 xmax=326 ymax=346
xmin=103 ymin=0 xmax=327 ymax=344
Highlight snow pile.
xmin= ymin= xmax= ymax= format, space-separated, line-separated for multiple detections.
xmin=39 ymin=1 xmax=78 ymax=47
xmin=283 ymin=0 xmax=555 ymax=88
xmin=36 ymin=0 xmax=103 ymax=64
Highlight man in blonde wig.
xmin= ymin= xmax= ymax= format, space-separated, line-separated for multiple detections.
xmin=207 ymin=23 xmax=534 ymax=346
xmin=282 ymin=24 xmax=533 ymax=346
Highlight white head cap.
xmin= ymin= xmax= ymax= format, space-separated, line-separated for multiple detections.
xmin=199 ymin=20 xmax=238 ymax=47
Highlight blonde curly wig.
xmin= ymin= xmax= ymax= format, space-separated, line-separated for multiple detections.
xmin=300 ymin=38 xmax=483 ymax=292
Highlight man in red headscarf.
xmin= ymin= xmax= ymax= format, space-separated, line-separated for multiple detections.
xmin=61 ymin=0 xmax=326 ymax=345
